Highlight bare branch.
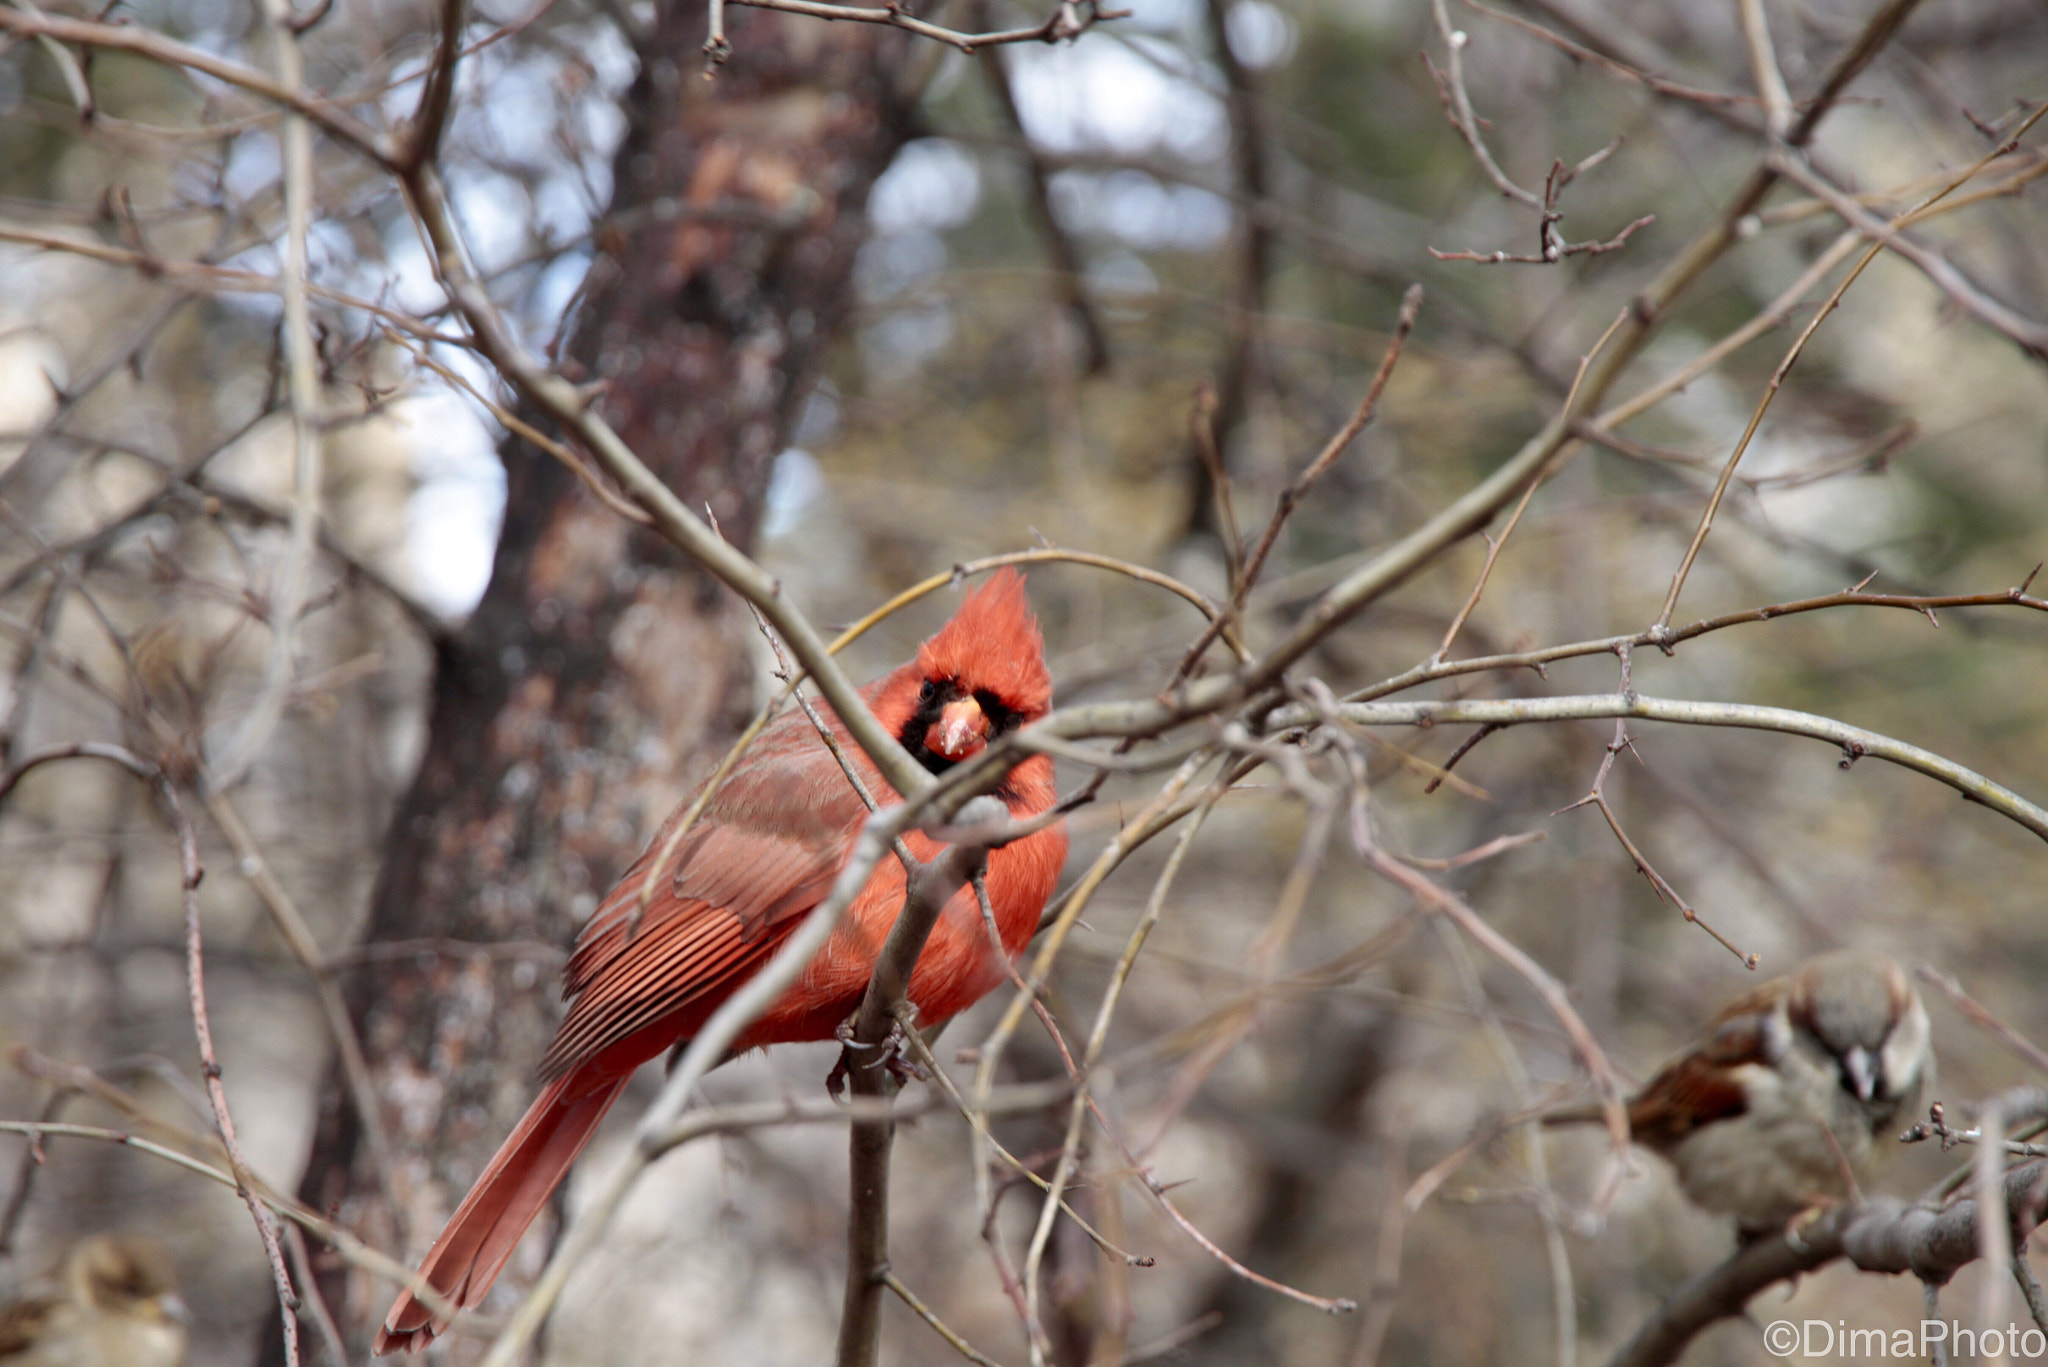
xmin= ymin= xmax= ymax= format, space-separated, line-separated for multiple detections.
xmin=158 ymin=756 xmax=301 ymax=1364
xmin=400 ymin=0 xmax=468 ymax=170
xmin=1295 ymin=694 xmax=2048 ymax=842
xmin=713 ymin=0 xmax=1123 ymax=58
xmin=1174 ymin=286 xmax=1422 ymax=679
xmin=1656 ymin=102 xmax=2048 ymax=628
xmin=399 ymin=161 xmax=938 ymax=804
xmin=1917 ymin=968 xmax=2048 ymax=1078
xmin=1768 ymin=144 xmax=2048 ymax=361
xmin=1608 ymin=1164 xmax=2048 ymax=1367
xmin=208 ymin=0 xmax=326 ymax=791
xmin=0 ymin=9 xmax=393 ymax=162
xmin=838 ymin=797 xmax=1010 ymax=1367
xmin=1250 ymin=0 xmax=1936 ymax=679
xmin=978 ymin=33 xmax=1110 ymax=375
xmin=1734 ymin=0 xmax=1792 ymax=138
xmin=477 ymin=791 xmax=1025 ymax=1366
xmin=1425 ymin=0 xmax=1542 ymax=209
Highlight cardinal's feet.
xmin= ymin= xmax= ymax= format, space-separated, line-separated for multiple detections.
xmin=828 ymin=1014 xmax=929 ymax=1099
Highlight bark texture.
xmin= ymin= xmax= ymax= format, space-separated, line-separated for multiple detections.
xmin=280 ymin=5 xmax=916 ymax=1355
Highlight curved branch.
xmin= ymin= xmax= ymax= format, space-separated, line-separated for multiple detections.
xmin=1016 ymin=685 xmax=2048 ymax=843
xmin=1355 ymin=583 xmax=2048 ymax=703
xmin=1610 ymin=1162 xmax=2048 ymax=1367
xmin=719 ymin=0 xmax=1115 ymax=54
xmin=0 ymin=9 xmax=393 ymax=163
xmin=1283 ymin=694 xmax=2048 ymax=840
xmin=0 ymin=742 xmax=158 ymax=805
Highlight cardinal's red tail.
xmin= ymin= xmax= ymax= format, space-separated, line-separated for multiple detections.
xmin=374 ymin=1068 xmax=632 ymax=1355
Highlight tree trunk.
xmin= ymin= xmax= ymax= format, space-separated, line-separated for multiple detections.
xmin=278 ymin=5 xmax=916 ymax=1356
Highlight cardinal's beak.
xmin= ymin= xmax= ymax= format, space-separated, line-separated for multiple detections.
xmin=929 ymin=695 xmax=990 ymax=761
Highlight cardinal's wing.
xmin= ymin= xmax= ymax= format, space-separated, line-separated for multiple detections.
xmin=536 ymin=721 xmax=883 ymax=1081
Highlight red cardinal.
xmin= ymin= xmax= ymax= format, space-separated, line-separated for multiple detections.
xmin=375 ymin=569 xmax=1065 ymax=1353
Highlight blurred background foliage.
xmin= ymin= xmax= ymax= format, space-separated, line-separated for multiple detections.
xmin=1 ymin=0 xmax=2045 ymax=1362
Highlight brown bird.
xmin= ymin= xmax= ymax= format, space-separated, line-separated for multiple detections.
xmin=0 ymin=1236 xmax=189 ymax=1367
xmin=1552 ymin=948 xmax=1932 ymax=1236
xmin=376 ymin=568 xmax=1068 ymax=1353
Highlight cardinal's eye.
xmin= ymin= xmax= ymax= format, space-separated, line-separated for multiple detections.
xmin=918 ymin=679 xmax=937 ymax=703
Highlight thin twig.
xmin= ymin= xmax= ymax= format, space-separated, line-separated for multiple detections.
xmin=1021 ymin=791 xmax=1217 ymax=1353
xmin=160 ymin=763 xmax=300 ymax=1363
xmin=1734 ymin=0 xmax=1792 ymax=138
xmin=1364 ymin=843 xmax=1630 ymax=1199
xmin=2015 ymin=1251 xmax=2048 ymax=1336
xmin=200 ymin=791 xmax=400 ymax=1223
xmin=0 ymin=1089 xmax=68 ymax=1255
xmin=1189 ymin=382 xmax=1245 ymax=592
xmin=1653 ymin=98 xmax=2048 ymax=629
xmin=1176 ymin=286 xmax=1423 ymax=681
xmin=720 ymin=0 xmax=1120 ymax=53
xmin=386 ymin=329 xmax=653 ymax=526
xmin=1769 ymin=145 xmax=2048 ymax=360
xmin=1425 ymin=0 xmax=1542 ymax=208
xmin=1429 ymin=920 xmax=1577 ymax=1367
xmin=0 ymin=10 xmax=393 ymax=162
xmin=967 ymin=757 xmax=1208 ymax=1353
xmin=883 ymin=1271 xmax=1010 ymax=1367
xmin=1244 ymin=0 xmax=1934 ymax=686
xmin=1430 ymin=307 xmax=1628 ymax=664
xmin=1554 ymin=650 xmax=1758 ymax=965
xmin=1916 ymin=966 xmax=2048 ymax=1078
xmin=1456 ymin=0 xmax=1756 ymax=124
xmin=1352 ymin=580 xmax=2048 ymax=707
xmin=1265 ymin=693 xmax=2048 ymax=842
xmin=1428 ymin=211 xmax=1653 ymax=264
xmin=0 ymin=225 xmax=461 ymax=340
xmin=283 ymin=1223 xmax=348 ymax=1367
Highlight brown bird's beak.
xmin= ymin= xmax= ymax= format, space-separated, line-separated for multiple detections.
xmin=1841 ymin=1044 xmax=1879 ymax=1102
xmin=929 ymin=695 xmax=989 ymax=761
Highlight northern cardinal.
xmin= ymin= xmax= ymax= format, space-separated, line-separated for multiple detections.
xmin=0 ymin=1236 xmax=189 ymax=1367
xmin=375 ymin=568 xmax=1066 ymax=1353
xmin=1549 ymin=948 xmax=1931 ymax=1235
